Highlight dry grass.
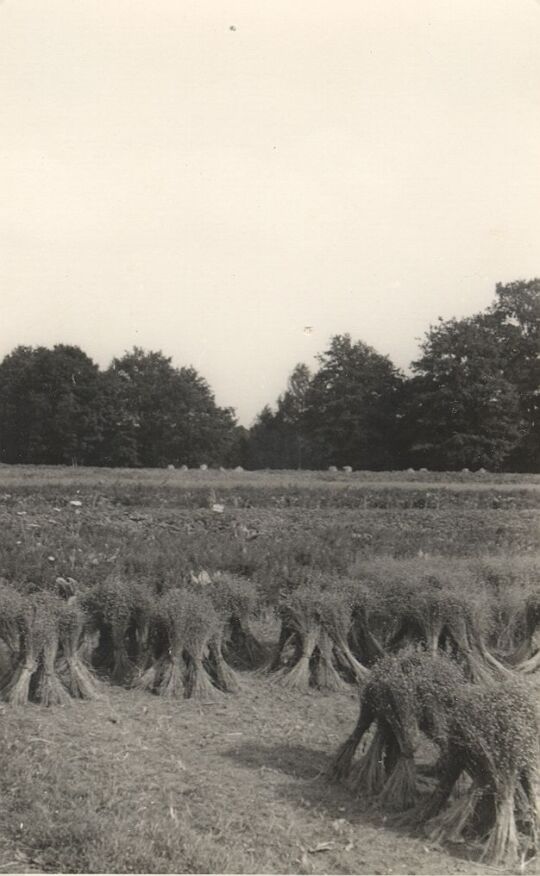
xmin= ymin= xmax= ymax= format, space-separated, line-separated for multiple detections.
xmin=0 ymin=464 xmax=538 ymax=487
xmin=0 ymin=466 xmax=538 ymax=874
xmin=0 ymin=677 xmax=517 ymax=875
xmin=0 ymin=465 xmax=538 ymax=513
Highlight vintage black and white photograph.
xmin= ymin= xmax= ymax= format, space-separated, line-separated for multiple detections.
xmin=1 ymin=1 xmax=540 ymax=873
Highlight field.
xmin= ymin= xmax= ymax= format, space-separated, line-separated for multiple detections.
xmin=0 ymin=466 xmax=539 ymax=875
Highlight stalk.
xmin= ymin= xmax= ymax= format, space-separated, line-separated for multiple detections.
xmin=2 ymin=605 xmax=37 ymax=705
xmin=427 ymin=782 xmax=483 ymax=844
xmin=132 ymin=654 xmax=168 ymax=693
xmin=378 ymin=755 xmax=417 ymax=811
xmin=34 ymin=637 xmax=71 ymax=707
xmin=480 ymin=785 xmax=520 ymax=866
xmin=158 ymin=639 xmax=185 ymax=699
xmin=57 ymin=604 xmax=101 ymax=700
xmin=207 ymin=632 xmax=240 ymax=693
xmin=330 ymin=625 xmax=370 ymax=682
xmin=350 ymin=725 xmax=389 ymax=797
xmin=313 ymin=629 xmax=348 ymax=691
xmin=272 ymin=627 xmax=319 ymax=690
xmin=3 ymin=654 xmax=37 ymax=704
xmin=184 ymin=652 xmax=221 ymax=701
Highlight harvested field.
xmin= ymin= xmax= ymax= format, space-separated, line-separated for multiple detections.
xmin=0 ymin=678 xmax=502 ymax=875
xmin=0 ymin=466 xmax=538 ymax=874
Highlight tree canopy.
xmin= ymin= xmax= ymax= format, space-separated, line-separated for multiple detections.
xmin=404 ymin=315 xmax=522 ymax=470
xmin=0 ymin=345 xmax=238 ymax=468
xmin=0 ymin=345 xmax=102 ymax=465
xmin=303 ymin=335 xmax=404 ymax=470
xmin=248 ymin=280 xmax=539 ymax=472
xmin=0 ymin=279 xmax=537 ymax=471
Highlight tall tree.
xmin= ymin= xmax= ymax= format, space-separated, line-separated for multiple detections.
xmin=247 ymin=405 xmax=284 ymax=469
xmin=488 ymin=280 xmax=540 ymax=470
xmin=247 ymin=364 xmax=314 ymax=469
xmin=224 ymin=425 xmax=250 ymax=468
xmin=405 ymin=315 xmax=523 ymax=470
xmin=303 ymin=335 xmax=403 ymax=470
xmin=276 ymin=363 xmax=313 ymax=469
xmin=93 ymin=369 xmax=140 ymax=467
xmin=0 ymin=345 xmax=102 ymax=465
xmin=107 ymin=348 xmax=237 ymax=467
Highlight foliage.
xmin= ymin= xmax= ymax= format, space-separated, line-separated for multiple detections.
xmin=106 ymin=348 xmax=238 ymax=468
xmin=249 ymin=281 xmax=540 ymax=472
xmin=0 ymin=278 xmax=539 ymax=471
xmin=488 ymin=280 xmax=540 ymax=471
xmin=303 ymin=335 xmax=404 ymax=470
xmin=405 ymin=315 xmax=523 ymax=471
xmin=0 ymin=345 xmax=238 ymax=469
xmin=0 ymin=345 xmax=103 ymax=465
xmin=247 ymin=364 xmax=313 ymax=469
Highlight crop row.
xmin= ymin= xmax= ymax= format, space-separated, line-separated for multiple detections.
xmin=1 ymin=560 xmax=539 ymax=697
xmin=0 ymin=559 xmax=538 ymax=869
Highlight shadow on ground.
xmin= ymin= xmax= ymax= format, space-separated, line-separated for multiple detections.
xmin=223 ymin=740 xmax=414 ymax=832
xmin=222 ymin=739 xmax=507 ymax=871
xmin=224 ymin=740 xmax=328 ymax=781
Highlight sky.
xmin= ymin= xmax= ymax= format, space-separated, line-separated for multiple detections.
xmin=2 ymin=0 xmax=540 ymax=426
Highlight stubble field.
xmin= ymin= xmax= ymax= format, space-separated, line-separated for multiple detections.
xmin=0 ymin=466 xmax=538 ymax=875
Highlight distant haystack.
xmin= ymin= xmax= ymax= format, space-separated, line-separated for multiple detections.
xmin=477 ymin=467 xmax=487 ymax=474
xmin=419 ymin=467 xmax=429 ymax=473
xmin=461 ymin=467 xmax=470 ymax=473
xmin=328 ymin=466 xmax=338 ymax=472
xmin=180 ymin=464 xmax=188 ymax=471
xmin=167 ymin=464 xmax=175 ymax=471
xmin=343 ymin=466 xmax=353 ymax=473
xmin=200 ymin=464 xmax=208 ymax=471
xmin=406 ymin=467 xmax=415 ymax=473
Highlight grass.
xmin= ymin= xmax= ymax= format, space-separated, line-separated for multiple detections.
xmin=0 ymin=465 xmax=538 ymax=874
xmin=0 ymin=501 xmax=538 ymax=597
xmin=0 ymin=465 xmax=539 ymax=511
xmin=1 ymin=464 xmax=538 ymax=485
xmin=0 ymin=678 xmax=515 ymax=875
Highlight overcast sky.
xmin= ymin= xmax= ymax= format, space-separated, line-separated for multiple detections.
xmin=2 ymin=1 xmax=540 ymax=425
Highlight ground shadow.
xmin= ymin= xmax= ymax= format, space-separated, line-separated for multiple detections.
xmin=223 ymin=740 xmax=499 ymax=870
xmin=223 ymin=740 xmax=411 ymax=833
xmin=224 ymin=739 xmax=329 ymax=781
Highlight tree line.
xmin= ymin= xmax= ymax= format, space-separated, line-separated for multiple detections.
xmin=0 ymin=279 xmax=538 ymax=472
xmin=0 ymin=347 xmax=239 ymax=469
